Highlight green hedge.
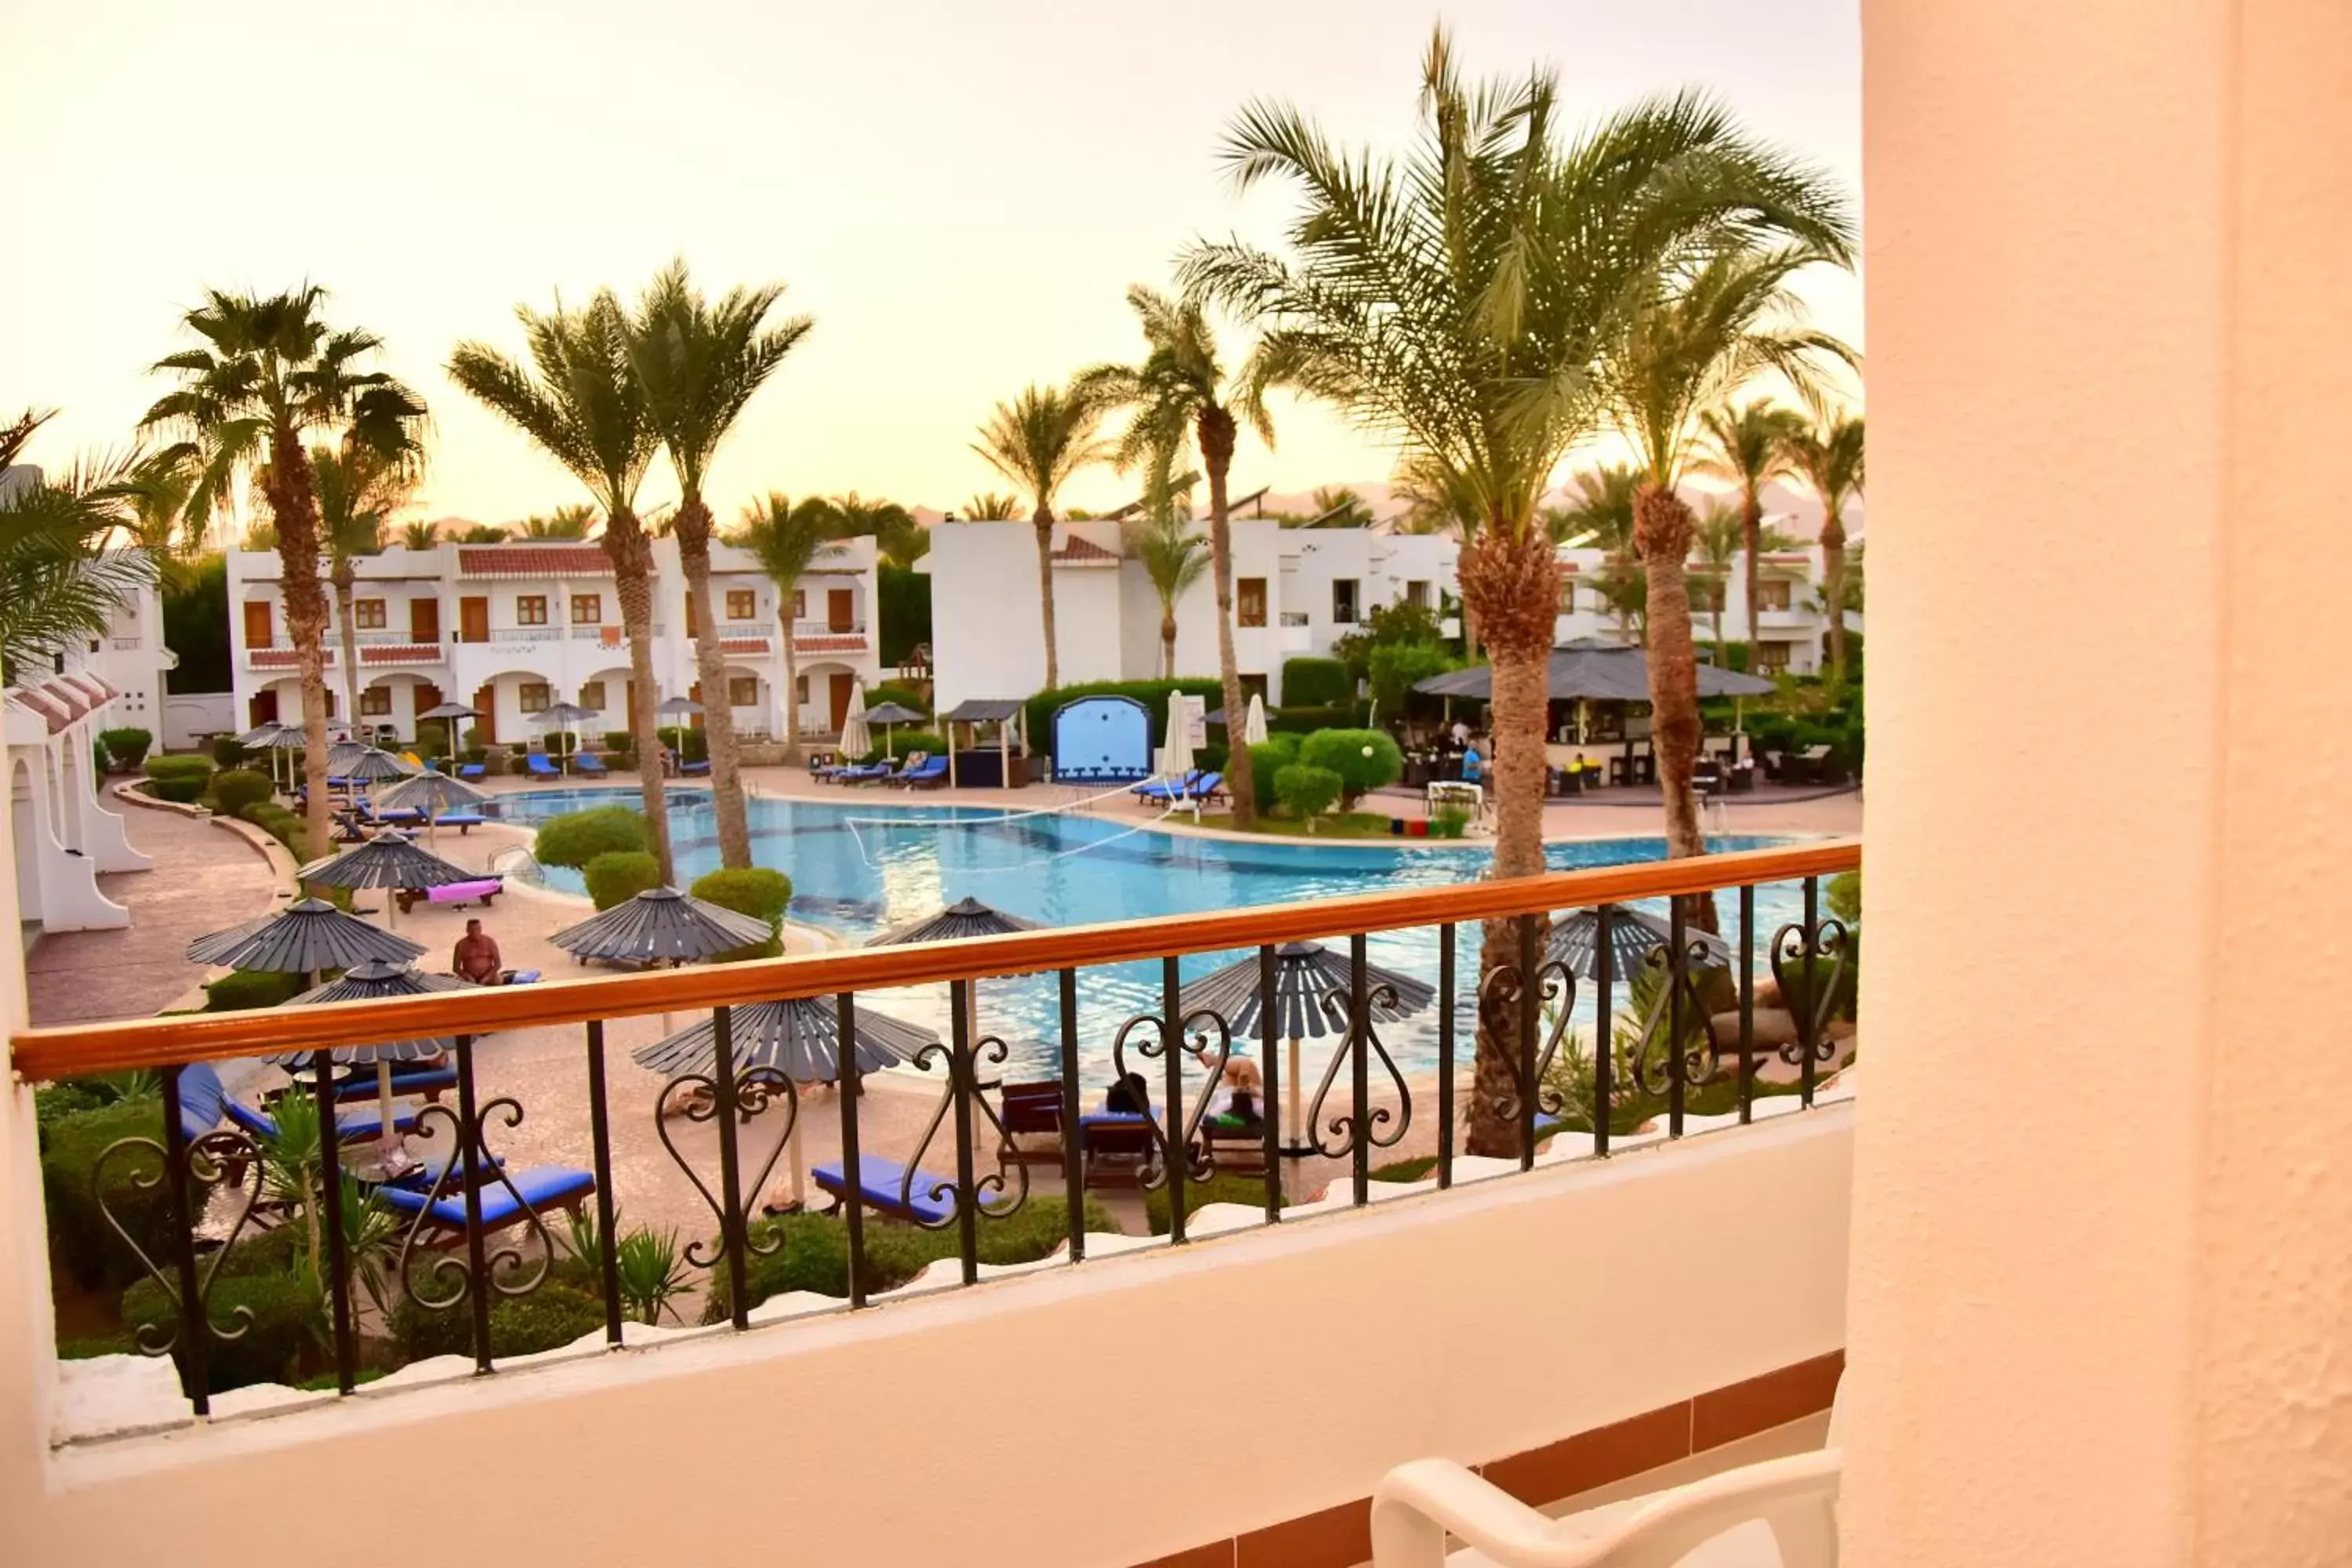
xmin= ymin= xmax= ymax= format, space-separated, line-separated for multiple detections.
xmin=689 ymin=867 xmax=793 ymax=962
xmin=1367 ymin=643 xmax=1457 ymax=713
xmin=1247 ymin=735 xmax=1304 ymax=813
xmin=123 ymin=1267 xmax=315 ymax=1395
xmin=141 ymin=754 xmax=213 ymax=803
xmin=1143 ymin=1174 xmax=1284 ymax=1234
xmin=534 ymin=805 xmax=651 ymax=869
xmin=877 ymin=561 xmax=932 ymax=668
xmin=205 ymin=968 xmax=307 ymax=1013
xmin=1022 ymin=680 xmax=1223 ymax=764
xmin=1280 ymin=656 xmax=1352 ymax=707
xmin=1266 ymin=702 xmax=1367 ymax=735
xmin=99 ymin=728 xmax=153 ymax=770
xmin=856 ymin=729 xmax=945 ymax=766
xmin=40 ymin=1098 xmax=174 ymax=1290
xmin=238 ymin=800 xmax=310 ymax=862
xmin=211 ymin=735 xmax=250 ymax=768
xmin=1274 ymin=764 xmax=1342 ymax=824
xmin=391 ymin=1282 xmax=608 ymax=1363
xmin=655 ymin=724 xmax=709 ymax=765
xmin=1297 ymin=728 xmax=1403 ymax=804
xmin=583 ymin=850 xmax=661 ymax=910
xmin=864 ymin=683 xmax=931 ymax=717
xmin=208 ymin=768 xmax=274 ymax=818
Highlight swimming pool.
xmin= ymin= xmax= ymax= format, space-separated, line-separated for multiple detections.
xmin=494 ymin=787 xmax=1814 ymax=1080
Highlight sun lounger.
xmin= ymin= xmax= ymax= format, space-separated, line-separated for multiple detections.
xmin=572 ymin=752 xmax=608 ymax=775
xmin=1079 ymin=1110 xmax=1156 ymax=1189
xmin=831 ymin=761 xmax=894 ymax=785
xmin=376 ymin=1165 xmax=597 ymax=1242
xmin=1134 ymin=771 xmax=1224 ymax=806
xmin=889 ymin=755 xmax=948 ymax=789
xmin=373 ymin=807 xmax=426 ymax=826
xmin=811 ymin=1154 xmax=960 ymax=1225
xmin=175 ymin=1062 xmax=231 ymax=1142
xmin=679 ymin=758 xmax=710 ymax=776
xmin=379 ymin=1144 xmax=506 ymax=1191
xmin=997 ymin=1082 xmax=1066 ymax=1167
xmin=525 ymin=753 xmax=561 ymax=779
xmin=456 ymin=763 xmax=486 ymax=782
xmin=394 ymin=877 xmax=502 ymax=915
xmin=430 ymin=812 xmax=485 ymax=833
xmin=223 ymin=1095 xmax=419 ymax=1147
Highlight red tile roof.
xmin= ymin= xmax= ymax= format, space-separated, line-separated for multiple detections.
xmin=792 ymin=633 xmax=868 ymax=654
xmin=719 ymin=637 xmax=771 ymax=655
xmin=456 ymin=546 xmax=612 ymax=577
xmin=361 ymin=644 xmax=443 ymax=664
xmin=1051 ymin=535 xmax=1120 ymax=567
xmin=8 ymin=673 xmax=117 ymax=734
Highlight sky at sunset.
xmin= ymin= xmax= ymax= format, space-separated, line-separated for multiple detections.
xmin=4 ymin=1 xmax=1860 ymax=530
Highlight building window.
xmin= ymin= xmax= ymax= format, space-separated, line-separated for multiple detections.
xmin=516 ymin=595 xmax=549 ymax=626
xmin=1753 ymin=642 xmax=1791 ymax=675
xmin=726 ymin=589 xmax=757 ymax=620
xmin=794 ymin=675 xmax=809 ymax=702
xmin=791 ymin=589 xmax=807 ymax=620
xmin=354 ymin=599 xmax=387 ymax=630
xmin=1237 ymin=578 xmax=1267 ymax=627
xmin=518 ymin=681 xmax=551 ymax=713
xmin=570 ymin=593 xmax=602 ymax=624
xmin=1557 ymin=581 xmax=1576 ymax=614
xmin=1332 ymin=578 xmax=1360 ymax=624
xmin=578 ymin=681 xmax=608 ymax=711
xmin=1406 ymin=579 xmax=1430 ymax=609
xmin=1757 ymin=579 xmax=1793 ymax=612
xmin=359 ymin=686 xmax=392 ymax=717
xmin=727 ymin=676 xmax=759 ymax=707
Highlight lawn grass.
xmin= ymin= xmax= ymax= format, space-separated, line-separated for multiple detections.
xmin=1185 ymin=810 xmax=1401 ymax=840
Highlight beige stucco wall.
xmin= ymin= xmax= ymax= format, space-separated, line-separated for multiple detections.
xmin=1853 ymin=0 xmax=2352 ymax=1561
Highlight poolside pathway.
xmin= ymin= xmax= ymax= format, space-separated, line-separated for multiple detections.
xmin=24 ymin=802 xmax=279 ymax=1027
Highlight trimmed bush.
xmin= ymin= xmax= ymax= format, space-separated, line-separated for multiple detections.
xmin=583 ymin=850 xmax=661 ymax=910
xmin=99 ymin=728 xmax=152 ymax=770
xmin=602 ymin=730 xmax=633 ymax=752
xmin=39 ymin=1098 xmax=175 ymax=1290
xmin=864 ymin=683 xmax=931 ymax=717
xmin=655 ymin=724 xmax=709 ymax=764
xmin=207 ymin=768 xmax=274 ymax=818
xmin=1273 ymin=764 xmax=1343 ymax=828
xmin=391 ymin=1282 xmax=607 ymax=1363
xmin=1279 ymin=656 xmax=1351 ymax=708
xmin=211 ymin=735 xmax=250 ymax=768
xmin=691 ymin=867 xmax=793 ymax=963
xmin=123 ymin=1267 xmax=316 ymax=1394
xmin=1247 ymin=741 xmax=1297 ymax=814
xmin=1143 ymin=1173 xmax=1283 ymax=1234
xmin=1266 ymin=702 xmax=1366 ymax=735
xmin=855 ymin=729 xmax=944 ymax=767
xmin=141 ymin=754 xmax=213 ymax=804
xmin=533 ymin=805 xmax=651 ymax=869
xmin=1298 ymin=728 xmax=1403 ymax=806
xmin=1020 ymin=679 xmax=1223 ymax=765
xmin=1367 ymin=642 xmax=1457 ymax=714
xmin=205 ymin=968 xmax=306 ymax=1012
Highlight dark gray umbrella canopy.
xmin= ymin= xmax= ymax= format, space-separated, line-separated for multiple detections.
xmin=550 ymin=887 xmax=771 ymax=963
xmin=238 ymin=721 xmax=303 ymax=749
xmin=1544 ymin=906 xmax=1730 ymax=982
xmin=657 ymin=696 xmax=702 ymax=717
xmin=332 ymin=746 xmax=419 ymax=782
xmin=417 ymin=701 xmax=481 ymax=722
xmin=372 ymin=771 xmax=491 ymax=815
xmin=187 ymin=897 xmax=426 ymax=972
xmin=858 ymin=701 xmax=927 ymax=727
xmin=633 ymin=997 xmax=935 ymax=1083
xmin=1414 ymin=639 xmax=1777 ymax=702
xmin=1178 ymin=940 xmax=1436 ymax=1041
xmin=866 ymin=896 xmax=1041 ymax=947
xmin=529 ymin=702 xmax=598 ymax=724
xmin=296 ymin=833 xmax=473 ymax=891
xmin=267 ymin=960 xmax=471 ymax=1065
xmin=940 ymin=699 xmax=1023 ymax=724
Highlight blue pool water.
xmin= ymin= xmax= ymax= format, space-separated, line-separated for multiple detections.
xmin=494 ymin=787 xmax=1813 ymax=1081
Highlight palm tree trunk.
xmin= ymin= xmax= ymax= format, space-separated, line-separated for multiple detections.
xmin=675 ymin=494 xmax=750 ymax=869
xmin=1199 ymin=407 xmax=1254 ymax=826
xmin=1032 ymin=510 xmax=1060 ymax=694
xmin=1634 ymin=484 xmax=1720 ymax=935
xmin=1456 ymin=522 xmax=1557 ymax=1158
xmin=1820 ymin=514 xmax=1848 ymax=691
xmin=1741 ymin=493 xmax=1764 ymax=652
xmin=604 ymin=511 xmax=675 ymax=884
xmin=268 ymin=432 xmax=333 ymax=858
xmin=332 ymin=561 xmax=363 ymax=740
xmin=779 ymin=583 xmax=804 ymax=765
xmin=1161 ymin=609 xmax=1177 ymax=681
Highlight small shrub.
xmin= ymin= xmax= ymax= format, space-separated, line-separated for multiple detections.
xmin=1280 ymin=656 xmax=1352 ymax=707
xmin=1826 ymin=870 xmax=1861 ymax=926
xmin=602 ymin=730 xmax=633 ymax=752
xmin=141 ymin=754 xmax=213 ymax=803
xmin=1274 ymin=764 xmax=1343 ymax=829
xmin=39 ymin=1098 xmax=173 ymax=1290
xmin=655 ymin=724 xmax=709 ymax=764
xmin=391 ymin=1283 xmax=607 ymax=1363
xmin=99 ymin=728 xmax=153 ymax=770
xmin=533 ymin=805 xmax=651 ymax=869
xmin=208 ymin=769 xmax=274 ymax=818
xmin=864 ymin=683 xmax=931 ymax=717
xmin=123 ymin=1268 xmax=316 ymax=1394
xmin=211 ymin=735 xmax=250 ymax=768
xmin=690 ymin=867 xmax=793 ymax=963
xmin=1267 ymin=702 xmax=1366 ymax=735
xmin=583 ymin=850 xmax=661 ymax=909
xmin=205 ymin=969 xmax=306 ymax=1012
xmin=239 ymin=802 xmax=310 ymax=862
xmin=855 ymin=730 xmax=944 ymax=767
xmin=1143 ymin=1174 xmax=1283 ymax=1234
xmin=461 ymin=726 xmax=486 ymax=753
xmin=1370 ymin=1155 xmax=1440 ymax=1184
xmin=1298 ymin=728 xmax=1403 ymax=805
xmin=1431 ymin=804 xmax=1471 ymax=839
xmin=1366 ymin=642 xmax=1456 ymax=714
xmin=1247 ymin=739 xmax=1299 ymax=814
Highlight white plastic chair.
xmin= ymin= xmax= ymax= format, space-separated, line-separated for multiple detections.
xmin=1370 ymin=1381 xmax=1844 ymax=1568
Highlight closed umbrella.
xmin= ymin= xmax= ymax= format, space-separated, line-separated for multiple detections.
xmin=1162 ymin=692 xmax=1196 ymax=786
xmin=268 ymin=960 xmax=470 ymax=1166
xmin=187 ymin=896 xmax=426 ymax=974
xmin=1243 ymin=693 xmax=1269 ymax=746
xmin=296 ymin=833 xmax=473 ymax=931
xmin=837 ymin=686 xmax=870 ymax=759
xmin=1177 ymin=941 xmax=1434 ymax=1154
xmin=1544 ymin=906 xmax=1730 ymax=982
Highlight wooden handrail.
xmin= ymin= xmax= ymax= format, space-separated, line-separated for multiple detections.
xmin=9 ymin=838 xmax=1860 ymax=1081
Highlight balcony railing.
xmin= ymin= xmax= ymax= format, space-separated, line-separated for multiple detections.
xmin=12 ymin=839 xmax=1857 ymax=1426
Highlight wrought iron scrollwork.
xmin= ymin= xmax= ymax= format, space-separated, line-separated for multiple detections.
xmin=1306 ymin=983 xmax=1413 ymax=1160
xmin=96 ymin=1129 xmax=263 ymax=1356
xmin=1622 ymin=940 xmax=1727 ymax=1098
xmin=655 ymin=1066 xmax=799 ymax=1269
xmin=1769 ymin=916 xmax=1850 ymax=1069
xmin=1527 ymin=960 xmax=1581 ymax=1120
xmin=1105 ymin=1007 xmax=1232 ymax=1189
xmin=398 ymin=1094 xmax=560 ymax=1310
xmin=902 ymin=1033 xmax=1031 ymax=1227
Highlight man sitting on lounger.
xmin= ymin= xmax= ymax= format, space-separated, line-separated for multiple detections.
xmin=454 ymin=918 xmax=507 ymax=985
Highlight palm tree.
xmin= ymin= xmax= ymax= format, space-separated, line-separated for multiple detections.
xmin=735 ymin=492 xmax=834 ymax=764
xmin=1293 ymin=485 xmax=1374 ymax=528
xmin=456 ymin=523 xmax=509 ymax=543
xmin=449 ymin=290 xmax=674 ymax=881
xmin=1183 ymin=29 xmax=1853 ymax=1154
xmin=309 ymin=442 xmax=418 ymax=727
xmin=1605 ymin=243 xmax=1850 ymax=869
xmin=1552 ymin=466 xmax=1645 ymax=641
xmin=960 ymin=491 xmax=1021 ymax=521
xmin=1780 ymin=413 xmax=1864 ymax=690
xmin=630 ymin=262 xmax=813 ymax=871
xmin=1695 ymin=399 xmax=1804 ymax=649
xmin=971 ymin=383 xmax=1114 ymax=695
xmin=399 ymin=520 xmax=437 ymax=550
xmin=1691 ymin=500 xmax=1744 ymax=661
xmin=1124 ymin=471 xmax=1209 ymax=677
xmin=143 ymin=287 xmax=426 ymax=852
xmin=1081 ymin=285 xmax=1279 ymax=825
xmin=521 ymin=504 xmax=594 ymax=538
xmin=826 ymin=493 xmax=924 ymax=567
xmin=0 ymin=410 xmax=157 ymax=685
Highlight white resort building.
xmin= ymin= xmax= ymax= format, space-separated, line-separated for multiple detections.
xmin=224 ymin=535 xmax=883 ymax=748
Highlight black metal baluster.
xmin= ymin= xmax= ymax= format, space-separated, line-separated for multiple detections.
xmin=1799 ymin=877 xmax=1820 ymax=1108
xmin=1594 ymin=906 xmax=1614 ymax=1158
xmin=584 ymin=1020 xmax=622 ymax=1345
xmin=837 ymin=991 xmax=868 ymax=1308
xmin=453 ymin=1036 xmax=492 ymax=1373
xmin=1350 ymin=934 xmax=1371 ymax=1205
xmin=309 ymin=1056 xmax=358 ymax=1393
xmin=710 ymin=1006 xmax=750 ymax=1330
xmin=1437 ymin=924 xmax=1455 ymax=1190
xmin=1258 ymin=946 xmax=1280 ymax=1224
xmin=1160 ymin=958 xmax=1187 ymax=1243
xmin=159 ymin=1065 xmax=209 ymax=1414
xmin=1058 ymin=969 xmax=1084 ymax=1261
xmin=1515 ymin=916 xmax=1538 ymax=1171
xmin=949 ymin=980 xmax=980 ymax=1283
xmin=1667 ymin=902 xmax=1687 ymax=1138
xmin=1738 ymin=884 xmax=1757 ymax=1124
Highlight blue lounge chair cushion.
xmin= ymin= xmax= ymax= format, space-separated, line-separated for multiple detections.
xmin=1134 ymin=771 xmax=1223 ymax=804
xmin=456 ymin=764 xmax=486 ymax=781
xmin=525 ymin=753 xmax=561 ymax=777
xmin=811 ymin=1156 xmax=959 ymax=1226
xmin=1078 ymin=1111 xmax=1152 ymax=1129
xmin=680 ymin=759 xmax=710 ymax=776
xmin=176 ymin=1062 xmax=228 ymax=1142
xmin=509 ymin=967 xmax=542 ymax=985
xmin=833 ymin=762 xmax=891 ymax=783
xmin=374 ymin=808 xmax=426 ymax=824
xmin=335 ymin=1064 xmax=456 ymax=1099
xmin=384 ymin=1147 xmax=507 ymax=1190
xmin=435 ymin=811 xmax=486 ymax=829
xmin=223 ymin=1097 xmax=418 ymax=1144
xmin=377 ymin=1165 xmax=595 ymax=1229
xmin=573 ymin=753 xmax=608 ymax=775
